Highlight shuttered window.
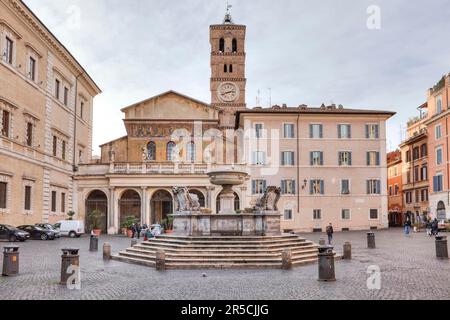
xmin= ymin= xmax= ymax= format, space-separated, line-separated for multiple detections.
xmin=24 ymin=186 xmax=31 ymax=211
xmin=0 ymin=182 xmax=7 ymax=209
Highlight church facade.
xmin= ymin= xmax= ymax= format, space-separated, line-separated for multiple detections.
xmin=77 ymin=13 xmax=395 ymax=234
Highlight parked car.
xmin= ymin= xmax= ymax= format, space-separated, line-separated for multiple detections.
xmin=17 ymin=225 xmax=57 ymax=241
xmin=35 ymin=223 xmax=61 ymax=238
xmin=151 ymin=224 xmax=163 ymax=236
xmin=0 ymin=224 xmax=30 ymax=242
xmin=53 ymin=220 xmax=85 ymax=238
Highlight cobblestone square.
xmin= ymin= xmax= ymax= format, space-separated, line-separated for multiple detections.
xmin=0 ymin=229 xmax=449 ymax=300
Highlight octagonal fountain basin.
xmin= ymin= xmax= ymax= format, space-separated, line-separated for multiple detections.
xmin=207 ymin=170 xmax=249 ymax=187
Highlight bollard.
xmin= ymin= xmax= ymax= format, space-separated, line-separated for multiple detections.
xmin=319 ymin=238 xmax=326 ymax=246
xmin=103 ymin=243 xmax=111 ymax=260
xmin=156 ymin=250 xmax=166 ymax=271
xmin=343 ymin=242 xmax=352 ymax=260
xmin=131 ymin=238 xmax=138 ymax=247
xmin=89 ymin=235 xmax=99 ymax=252
xmin=2 ymin=246 xmax=19 ymax=277
xmin=60 ymin=248 xmax=79 ymax=286
xmin=436 ymin=236 xmax=449 ymax=259
xmin=318 ymin=245 xmax=336 ymax=282
xmin=367 ymin=232 xmax=376 ymax=249
xmin=282 ymin=249 xmax=292 ymax=270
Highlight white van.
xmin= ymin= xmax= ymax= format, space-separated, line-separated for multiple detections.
xmin=54 ymin=220 xmax=85 ymax=238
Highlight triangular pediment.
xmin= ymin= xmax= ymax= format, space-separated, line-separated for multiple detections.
xmin=121 ymin=90 xmax=219 ymax=121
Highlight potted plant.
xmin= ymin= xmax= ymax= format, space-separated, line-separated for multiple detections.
xmin=160 ymin=217 xmax=174 ymax=234
xmin=236 ymin=210 xmax=242 ymax=214
xmin=67 ymin=210 xmax=76 ymax=221
xmin=89 ymin=209 xmax=104 ymax=236
xmin=124 ymin=216 xmax=137 ymax=238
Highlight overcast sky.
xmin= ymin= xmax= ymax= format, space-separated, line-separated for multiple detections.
xmin=23 ymin=0 xmax=450 ymax=155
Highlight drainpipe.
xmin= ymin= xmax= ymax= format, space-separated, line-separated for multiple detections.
xmin=73 ymin=71 xmax=84 ymax=172
xmin=297 ymin=114 xmax=300 ymax=215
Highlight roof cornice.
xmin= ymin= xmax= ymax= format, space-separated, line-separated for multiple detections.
xmin=5 ymin=0 xmax=101 ymax=94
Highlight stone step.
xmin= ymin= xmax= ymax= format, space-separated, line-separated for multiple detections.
xmin=111 ymin=254 xmax=156 ymax=267
xmin=158 ymin=234 xmax=299 ymax=241
xmin=149 ymin=237 xmax=306 ymax=246
xmin=139 ymin=240 xmax=313 ymax=250
xmin=134 ymin=242 xmax=317 ymax=252
xmin=125 ymin=247 xmax=319 ymax=259
xmin=127 ymin=246 xmax=318 ymax=257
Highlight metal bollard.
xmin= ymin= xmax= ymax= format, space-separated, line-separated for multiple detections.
xmin=2 ymin=246 xmax=19 ymax=277
xmin=156 ymin=250 xmax=166 ymax=271
xmin=282 ymin=249 xmax=292 ymax=270
xmin=103 ymin=243 xmax=111 ymax=260
xmin=319 ymin=238 xmax=326 ymax=246
xmin=367 ymin=232 xmax=376 ymax=249
xmin=318 ymin=245 xmax=336 ymax=282
xmin=436 ymin=236 xmax=449 ymax=259
xmin=343 ymin=242 xmax=352 ymax=260
xmin=131 ymin=239 xmax=138 ymax=247
xmin=89 ymin=235 xmax=99 ymax=252
xmin=60 ymin=248 xmax=79 ymax=286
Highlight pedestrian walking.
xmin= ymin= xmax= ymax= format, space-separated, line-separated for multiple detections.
xmin=136 ymin=223 xmax=142 ymax=240
xmin=326 ymin=223 xmax=334 ymax=245
xmin=404 ymin=219 xmax=412 ymax=236
xmin=131 ymin=223 xmax=137 ymax=239
xmin=426 ymin=219 xmax=432 ymax=237
xmin=431 ymin=218 xmax=439 ymax=237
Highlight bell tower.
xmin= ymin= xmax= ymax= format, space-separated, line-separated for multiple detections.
xmin=210 ymin=7 xmax=247 ymax=128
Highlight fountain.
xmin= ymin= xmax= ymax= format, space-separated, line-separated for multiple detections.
xmin=171 ymin=169 xmax=283 ymax=237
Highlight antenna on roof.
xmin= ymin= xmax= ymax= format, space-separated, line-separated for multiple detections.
xmin=267 ymin=87 xmax=272 ymax=107
xmin=256 ymin=89 xmax=261 ymax=107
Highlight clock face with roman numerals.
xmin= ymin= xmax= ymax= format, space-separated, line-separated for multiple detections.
xmin=218 ymin=82 xmax=239 ymax=102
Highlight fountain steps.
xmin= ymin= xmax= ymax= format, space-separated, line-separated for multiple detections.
xmin=112 ymin=234 xmax=320 ymax=269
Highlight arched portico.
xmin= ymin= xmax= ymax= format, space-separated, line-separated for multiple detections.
xmin=85 ymin=190 xmax=108 ymax=233
xmin=151 ymin=189 xmax=173 ymax=224
xmin=119 ymin=189 xmax=142 ymax=227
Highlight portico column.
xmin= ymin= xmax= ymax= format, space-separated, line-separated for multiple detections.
xmin=113 ymin=188 xmax=120 ymax=235
xmin=108 ymin=187 xmax=117 ymax=235
xmin=206 ymin=186 xmax=215 ymax=211
xmin=141 ymin=187 xmax=150 ymax=226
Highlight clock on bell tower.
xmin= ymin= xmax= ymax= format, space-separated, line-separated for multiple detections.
xmin=210 ymin=9 xmax=247 ymax=128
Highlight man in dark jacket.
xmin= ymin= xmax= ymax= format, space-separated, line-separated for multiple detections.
xmin=326 ymin=223 xmax=334 ymax=245
xmin=431 ymin=219 xmax=439 ymax=236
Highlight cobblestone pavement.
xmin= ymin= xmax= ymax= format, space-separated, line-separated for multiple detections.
xmin=0 ymin=229 xmax=449 ymax=300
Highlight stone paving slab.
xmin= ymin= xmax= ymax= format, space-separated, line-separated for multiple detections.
xmin=0 ymin=229 xmax=449 ymax=300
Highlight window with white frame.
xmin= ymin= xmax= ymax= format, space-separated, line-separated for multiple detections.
xmin=436 ymin=146 xmax=443 ymax=165
xmin=281 ymin=151 xmax=295 ymax=166
xmin=1 ymin=109 xmax=10 ymax=138
xmin=436 ymin=124 xmax=442 ymax=139
xmin=63 ymin=87 xmax=69 ymax=106
xmin=251 ymin=151 xmax=266 ymax=165
xmin=310 ymin=179 xmax=324 ymax=195
xmin=367 ymin=151 xmax=381 ymax=166
xmin=341 ymin=179 xmax=350 ymax=195
xmin=255 ymin=124 xmax=264 ymax=139
xmin=338 ymin=124 xmax=351 ymax=139
xmin=341 ymin=209 xmax=351 ymax=220
xmin=283 ymin=123 xmax=295 ymax=138
xmin=5 ymin=36 xmax=14 ymax=65
xmin=187 ymin=142 xmax=196 ymax=162
xmin=436 ymin=96 xmax=443 ymax=114
xmin=252 ymin=180 xmax=267 ymax=195
xmin=366 ymin=124 xmax=379 ymax=139
xmin=339 ymin=151 xmax=352 ymax=166
xmin=367 ymin=179 xmax=381 ymax=195
xmin=313 ymin=209 xmax=322 ymax=220
xmin=310 ymin=124 xmax=323 ymax=139
xmin=310 ymin=151 xmax=323 ymax=166
xmin=29 ymin=57 xmax=36 ymax=81
xmin=281 ymin=179 xmax=296 ymax=195
xmin=370 ymin=209 xmax=379 ymax=220
xmin=284 ymin=209 xmax=293 ymax=220
xmin=0 ymin=181 xmax=7 ymax=210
